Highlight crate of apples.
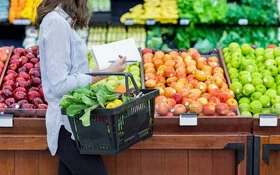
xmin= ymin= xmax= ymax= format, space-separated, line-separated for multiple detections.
xmin=142 ymin=48 xmax=238 ymax=116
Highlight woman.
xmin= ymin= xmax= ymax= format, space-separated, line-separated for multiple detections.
xmin=35 ymin=0 xmax=126 ymax=174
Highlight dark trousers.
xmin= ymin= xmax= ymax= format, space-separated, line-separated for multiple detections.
xmin=56 ymin=126 xmax=109 ymax=175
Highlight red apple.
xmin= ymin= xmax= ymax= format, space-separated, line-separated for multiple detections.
xmin=172 ymin=93 xmax=183 ymax=104
xmin=226 ymin=98 xmax=238 ymax=112
xmin=197 ymin=97 xmax=208 ymax=106
xmin=226 ymin=111 xmax=236 ymax=116
xmin=155 ymin=102 xmax=169 ymax=116
xmin=215 ymin=103 xmax=229 ymax=115
xmin=172 ymin=104 xmax=187 ymax=116
xmin=208 ymin=97 xmax=220 ymax=105
xmin=219 ymin=93 xmax=229 ymax=103
xmin=155 ymin=96 xmax=167 ymax=104
xmin=189 ymin=101 xmax=203 ymax=114
xmin=203 ymin=104 xmax=216 ymax=116
xmin=166 ymin=98 xmax=176 ymax=108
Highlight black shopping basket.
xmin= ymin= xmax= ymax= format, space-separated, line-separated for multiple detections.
xmin=64 ymin=72 xmax=159 ymax=155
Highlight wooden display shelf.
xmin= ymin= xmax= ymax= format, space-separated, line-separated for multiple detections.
xmin=253 ymin=118 xmax=280 ymax=175
xmin=0 ymin=116 xmax=253 ymax=175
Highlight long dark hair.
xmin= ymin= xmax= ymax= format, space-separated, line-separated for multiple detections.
xmin=35 ymin=0 xmax=90 ymax=29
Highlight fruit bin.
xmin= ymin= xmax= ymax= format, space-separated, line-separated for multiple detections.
xmin=0 ymin=46 xmax=47 ymax=118
xmin=63 ymin=72 xmax=159 ymax=155
xmin=142 ymin=48 xmax=241 ymax=117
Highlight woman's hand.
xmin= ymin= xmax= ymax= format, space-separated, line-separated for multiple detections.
xmin=109 ymin=55 xmax=127 ymax=72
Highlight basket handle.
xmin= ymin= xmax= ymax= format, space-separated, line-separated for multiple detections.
xmin=86 ymin=72 xmax=140 ymax=96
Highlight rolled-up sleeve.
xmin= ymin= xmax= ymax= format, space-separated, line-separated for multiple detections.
xmin=43 ymin=19 xmax=91 ymax=97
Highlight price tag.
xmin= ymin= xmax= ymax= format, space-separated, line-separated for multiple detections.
xmin=124 ymin=19 xmax=134 ymax=26
xmin=179 ymin=113 xmax=197 ymax=126
xmin=146 ymin=19 xmax=156 ymax=25
xmin=180 ymin=18 xmax=190 ymax=25
xmin=13 ymin=19 xmax=31 ymax=25
xmin=259 ymin=114 xmax=278 ymax=127
xmin=238 ymin=19 xmax=248 ymax=25
xmin=0 ymin=114 xmax=13 ymax=128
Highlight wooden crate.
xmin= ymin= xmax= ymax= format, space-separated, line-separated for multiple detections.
xmin=253 ymin=118 xmax=280 ymax=175
xmin=0 ymin=117 xmax=253 ymax=175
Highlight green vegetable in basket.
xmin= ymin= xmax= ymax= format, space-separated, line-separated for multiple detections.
xmin=60 ymin=83 xmax=133 ymax=127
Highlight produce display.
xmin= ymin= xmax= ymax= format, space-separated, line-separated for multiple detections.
xmin=88 ymin=0 xmax=111 ymax=13
xmin=87 ymin=26 xmax=146 ymax=49
xmin=9 ymin=0 xmax=41 ymax=24
xmin=142 ymin=48 xmax=237 ymax=116
xmin=120 ymin=0 xmax=178 ymax=25
xmin=224 ymin=43 xmax=280 ymax=117
xmin=0 ymin=0 xmax=9 ymax=22
xmin=60 ymin=83 xmax=132 ymax=127
xmin=93 ymin=63 xmax=142 ymax=89
xmin=0 ymin=46 xmax=47 ymax=116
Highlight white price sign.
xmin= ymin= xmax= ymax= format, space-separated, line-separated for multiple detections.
xmin=259 ymin=114 xmax=278 ymax=127
xmin=124 ymin=19 xmax=134 ymax=25
xmin=13 ymin=19 xmax=31 ymax=25
xmin=238 ymin=19 xmax=248 ymax=25
xmin=179 ymin=113 xmax=197 ymax=126
xmin=180 ymin=18 xmax=190 ymax=25
xmin=146 ymin=19 xmax=156 ymax=25
xmin=0 ymin=114 xmax=13 ymax=128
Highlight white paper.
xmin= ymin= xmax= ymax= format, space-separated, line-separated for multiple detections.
xmin=91 ymin=38 xmax=142 ymax=70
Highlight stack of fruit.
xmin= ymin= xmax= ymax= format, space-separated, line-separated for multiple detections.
xmin=142 ymin=48 xmax=237 ymax=116
xmin=120 ymin=0 xmax=178 ymax=25
xmin=93 ymin=63 xmax=142 ymax=90
xmin=159 ymin=0 xmax=178 ymax=24
xmin=0 ymin=46 xmax=48 ymax=116
xmin=87 ymin=26 xmax=107 ymax=48
xmin=127 ymin=27 xmax=146 ymax=49
xmin=107 ymin=26 xmax=127 ymax=43
xmin=0 ymin=46 xmax=12 ymax=76
xmin=88 ymin=0 xmax=111 ymax=13
xmin=224 ymin=43 xmax=280 ymax=117
xmin=9 ymin=0 xmax=40 ymax=24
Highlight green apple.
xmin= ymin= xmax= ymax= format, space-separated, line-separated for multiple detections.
xmin=241 ymin=111 xmax=252 ymax=117
xmin=231 ymin=78 xmax=240 ymax=83
xmin=265 ymin=48 xmax=274 ymax=53
xmin=130 ymin=70 xmax=140 ymax=77
xmin=250 ymin=100 xmax=263 ymax=114
xmin=129 ymin=65 xmax=140 ymax=72
xmin=251 ymin=92 xmax=263 ymax=101
xmin=275 ymin=74 xmax=280 ymax=82
xmin=277 ymin=65 xmax=280 ymax=74
xmin=265 ymin=59 xmax=276 ymax=68
xmin=276 ymin=86 xmax=280 ymax=95
xmin=257 ymin=63 xmax=265 ymax=72
xmin=236 ymin=93 xmax=243 ymax=101
xmin=224 ymin=56 xmax=231 ymax=64
xmin=251 ymin=78 xmax=263 ymax=87
xmin=271 ymin=95 xmax=280 ymax=105
xmin=263 ymin=76 xmax=275 ymax=88
xmin=230 ymin=57 xmax=242 ymax=68
xmin=256 ymin=56 xmax=264 ymax=63
xmin=229 ymin=42 xmax=240 ymax=52
xmin=229 ymin=73 xmax=239 ymax=79
xmin=275 ymin=56 xmax=280 ymax=65
xmin=241 ymin=44 xmax=253 ymax=55
xmin=255 ymin=84 xmax=267 ymax=94
xmin=246 ymin=54 xmax=256 ymax=60
xmin=272 ymin=103 xmax=280 ymax=115
xmin=255 ymin=48 xmax=265 ymax=56
xmin=265 ymin=89 xmax=277 ymax=98
xmin=274 ymin=47 xmax=280 ymax=57
xmin=259 ymin=95 xmax=271 ymax=107
xmin=253 ymin=113 xmax=260 ymax=118
xmin=273 ymin=83 xmax=277 ymax=90
xmin=228 ymin=68 xmax=239 ymax=75
xmin=222 ymin=47 xmax=229 ymax=54
xmin=245 ymin=65 xmax=258 ymax=73
xmin=239 ymin=103 xmax=250 ymax=112
xmin=240 ymin=75 xmax=252 ymax=85
xmin=242 ymin=59 xmax=254 ymax=68
xmin=264 ymin=51 xmax=274 ymax=60
xmin=107 ymin=79 xmax=120 ymax=87
xmin=239 ymin=71 xmax=251 ymax=77
xmin=261 ymin=70 xmax=272 ymax=77
xmin=251 ymin=72 xmax=262 ymax=79
xmin=227 ymin=64 xmax=232 ymax=69
xmin=268 ymin=66 xmax=278 ymax=76
xmin=230 ymin=82 xmax=243 ymax=94
xmin=262 ymin=108 xmax=272 ymax=114
xmin=239 ymin=97 xmax=251 ymax=104
xmin=243 ymin=84 xmax=255 ymax=96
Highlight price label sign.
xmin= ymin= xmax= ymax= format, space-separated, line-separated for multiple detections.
xmin=0 ymin=114 xmax=13 ymax=128
xmin=180 ymin=18 xmax=190 ymax=25
xmin=259 ymin=114 xmax=278 ymax=127
xmin=124 ymin=19 xmax=134 ymax=26
xmin=179 ymin=113 xmax=197 ymax=126
xmin=238 ymin=19 xmax=248 ymax=25
xmin=146 ymin=19 xmax=156 ymax=25
xmin=13 ymin=19 xmax=31 ymax=25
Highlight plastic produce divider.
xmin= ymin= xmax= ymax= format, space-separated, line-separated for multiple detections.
xmin=0 ymin=46 xmax=14 ymax=87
